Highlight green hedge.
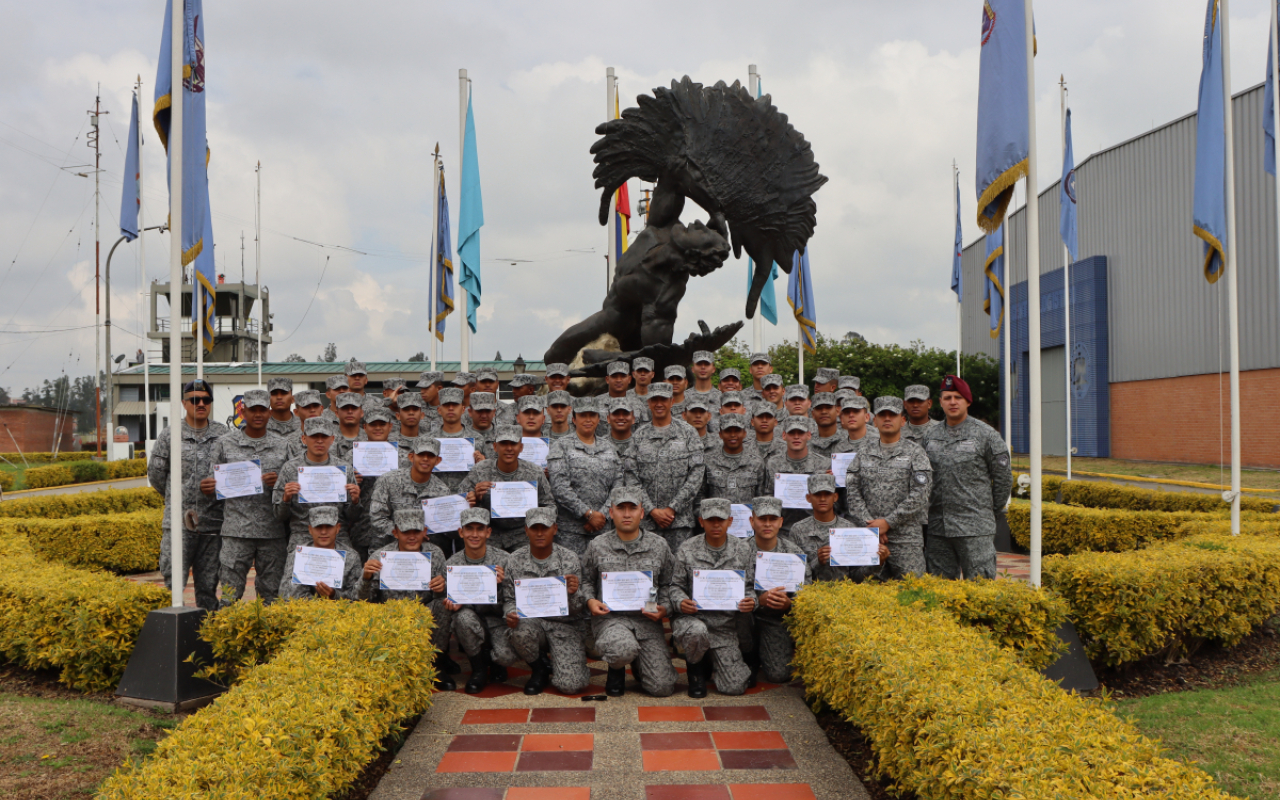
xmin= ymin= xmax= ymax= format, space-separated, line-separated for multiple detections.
xmin=0 ymin=509 xmax=162 ymax=574
xmin=1015 ymin=474 xmax=1279 ymax=514
xmin=0 ymin=452 xmax=94 ymax=464
xmin=0 ymin=487 xmax=161 ymax=519
xmin=24 ymin=464 xmax=75 ymax=489
xmin=1007 ymin=500 xmax=1220 ymax=554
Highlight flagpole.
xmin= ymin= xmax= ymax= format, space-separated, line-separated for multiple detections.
xmin=1022 ymin=0 xmax=1043 ymax=588
xmin=1003 ymin=220 xmax=1012 ymax=454
xmin=1272 ymin=0 xmax=1280 ymax=353
xmin=1061 ymin=76 xmax=1072 ymax=480
xmin=606 ymin=67 xmax=616 ymax=294
xmin=954 ymin=162 xmax=962 ymax=378
xmin=1221 ymin=0 xmax=1242 ymax=534
xmin=138 ymin=79 xmax=151 ymax=445
xmin=750 ymin=64 xmax=763 ymax=353
xmin=429 ymin=146 xmax=440 ymax=372
xmin=255 ymin=161 xmax=262 ymax=387
xmin=167 ymin=0 xmax=186 ymax=608
xmin=797 ymin=323 xmax=804 ymax=382
xmin=458 ymin=69 xmax=470 ymax=373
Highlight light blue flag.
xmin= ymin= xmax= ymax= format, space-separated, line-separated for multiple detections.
xmin=458 ymin=93 xmax=484 ymax=333
xmin=120 ymin=90 xmax=140 ymax=242
xmin=746 ymin=77 xmax=778 ymax=325
xmin=1193 ymin=0 xmax=1227 ymax=284
xmin=787 ymin=248 xmax=817 ymax=353
xmin=983 ymin=226 xmax=1005 ymax=338
xmin=1060 ymin=108 xmax=1079 ymax=263
xmin=1266 ymin=8 xmax=1277 ymax=175
xmin=951 ymin=178 xmax=963 ymax=302
xmin=975 ymin=0 xmax=1030 ymax=234
xmin=435 ymin=169 xmax=456 ymax=341
xmin=154 ymin=0 xmax=215 ymax=348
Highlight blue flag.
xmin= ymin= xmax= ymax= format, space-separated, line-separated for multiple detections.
xmin=435 ymin=168 xmax=456 ymax=342
xmin=120 ymin=90 xmax=140 ymax=242
xmin=746 ymin=78 xmax=779 ymax=325
xmin=1266 ymin=8 xmax=1278 ymax=175
xmin=458 ymin=93 xmax=484 ymax=333
xmin=1060 ymin=108 xmax=1079 ymax=263
xmin=787 ymin=248 xmax=817 ymax=353
xmin=983 ymin=226 xmax=1005 ymax=338
xmin=975 ymin=0 xmax=1030 ymax=234
xmin=951 ymin=177 xmax=963 ymax=302
xmin=154 ymin=0 xmax=215 ymax=349
xmin=1193 ymin=0 xmax=1227 ymax=284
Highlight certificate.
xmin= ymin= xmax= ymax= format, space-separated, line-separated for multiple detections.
xmin=600 ymin=570 xmax=653 ymax=612
xmin=378 ymin=551 xmax=432 ymax=591
xmin=353 ymin=441 xmax=399 ymax=477
xmin=692 ymin=569 xmax=746 ymax=611
xmin=514 ymin=576 xmax=570 ymax=618
xmin=490 ymin=480 xmax=539 ymax=519
xmin=436 ymin=438 xmax=476 ymax=472
xmin=728 ymin=504 xmax=754 ymax=539
xmin=831 ymin=453 xmax=857 ymax=489
xmin=446 ymin=564 xmax=499 ymax=605
xmin=521 ymin=437 xmax=551 ymax=468
xmin=291 ymin=545 xmax=347 ymax=588
xmin=423 ymin=494 xmax=469 ymax=533
xmin=773 ymin=473 xmax=812 ymax=510
xmin=829 ymin=528 xmax=881 ymax=567
xmin=296 ymin=465 xmax=348 ymax=503
xmin=754 ymin=550 xmax=807 ymax=593
xmin=214 ymin=459 xmax=263 ymax=500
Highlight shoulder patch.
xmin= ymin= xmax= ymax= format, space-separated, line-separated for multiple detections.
xmin=913 ymin=471 xmax=928 ymax=485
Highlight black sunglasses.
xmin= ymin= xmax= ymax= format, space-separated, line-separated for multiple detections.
xmin=184 ymin=395 xmax=213 ymax=405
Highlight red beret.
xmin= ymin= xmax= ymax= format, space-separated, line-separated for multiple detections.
xmin=940 ymin=374 xmax=972 ymax=404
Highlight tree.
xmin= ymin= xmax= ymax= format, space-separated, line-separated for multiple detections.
xmin=283 ymin=353 xmax=306 ymax=363
xmin=407 ymin=351 xmax=425 ymax=362
xmin=317 ymin=343 xmax=337 ymax=363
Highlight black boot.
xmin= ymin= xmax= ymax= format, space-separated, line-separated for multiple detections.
xmin=465 ymin=652 xmax=491 ymax=694
xmin=434 ymin=653 xmax=457 ymax=692
xmin=523 ymin=654 xmax=551 ymax=696
xmin=630 ymin=658 xmax=644 ymax=691
xmin=686 ymin=658 xmax=708 ymax=699
xmin=489 ymin=661 xmax=509 ymax=684
xmin=744 ymin=650 xmax=760 ymax=690
xmin=440 ymin=650 xmax=461 ymax=674
xmin=605 ymin=667 xmax=627 ymax=697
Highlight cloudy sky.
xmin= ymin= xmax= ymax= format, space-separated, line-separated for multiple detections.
xmin=0 ymin=0 xmax=1274 ymax=391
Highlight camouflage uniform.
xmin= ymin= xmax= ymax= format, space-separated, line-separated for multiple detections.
xmin=923 ymin=417 xmax=1012 ymax=580
xmin=446 ymin=546 xmax=515 ymax=662
xmin=831 ymin=430 xmax=879 ymax=516
xmin=764 ymin=449 xmax=828 ymax=534
xmin=668 ymin=534 xmax=756 ymax=695
xmin=434 ymin=429 xmax=479 ymax=494
xmin=358 ymin=541 xmax=451 ymax=656
xmin=809 ymin=432 xmax=845 ymax=459
xmin=788 ymin=513 xmax=881 ymax=583
xmin=546 ymin=435 xmax=623 ymax=554
xmin=347 ymin=443 xmax=410 ymax=559
xmin=578 ymin=529 xmax=678 ymax=697
xmin=266 ymin=414 xmax=301 ymax=438
xmin=209 ymin=427 xmax=292 ymax=604
xmin=272 ymin=453 xmax=360 ymax=548
xmin=278 ymin=545 xmax=363 ymax=600
xmin=332 ymin=430 xmax=368 ymax=462
xmin=501 ymin=544 xmax=591 ymax=694
xmin=367 ymin=468 xmax=454 ymax=551
xmin=625 ymin=389 xmax=653 ymax=425
xmin=844 ymin=437 xmax=932 ymax=578
xmin=703 ymin=446 xmax=771 ymax=505
xmin=622 ymin=419 xmax=706 ymax=551
xmin=459 ymin=460 xmax=555 ymax=552
xmin=749 ymin=534 xmax=810 ymax=684
xmin=903 ymin=418 xmax=942 ymax=444
xmin=755 ymin=436 xmax=784 ymax=462
xmin=150 ymin=419 xmax=229 ymax=611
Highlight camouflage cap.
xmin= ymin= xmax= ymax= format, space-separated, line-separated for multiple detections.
xmin=242 ymin=389 xmax=270 ymax=409
xmin=874 ymin=396 xmax=904 ymax=416
xmin=785 ymin=384 xmax=810 ymax=400
xmin=814 ymin=367 xmax=839 ymax=383
xmin=752 ymin=402 xmax=778 ymax=418
xmin=719 ymin=391 xmax=744 ymax=407
xmin=782 ymin=415 xmax=814 ymax=434
xmin=525 ymin=507 xmax=557 ymax=527
xmin=363 ymin=406 xmax=394 ymax=424
xmin=336 ymin=392 xmax=363 ymax=409
xmin=510 ymin=373 xmax=539 ymax=388
xmin=451 ymin=372 xmax=473 ymax=386
xmin=439 ymin=387 xmax=464 ymax=405
xmin=547 ymin=390 xmax=573 ymax=407
xmin=516 ymin=395 xmax=544 ymax=413
xmin=469 ymin=392 xmax=497 ymax=411
xmin=698 ymin=497 xmax=732 ymax=520
xmin=692 ymin=350 xmax=714 ymax=364
xmin=325 ymin=375 xmax=349 ymax=391
xmin=345 ymin=361 xmax=367 ymax=376
xmin=761 ymin=374 xmax=784 ymax=388
xmin=397 ymin=392 xmax=425 ymax=409
xmin=647 ymin=382 xmax=673 ymax=399
xmin=392 ymin=508 xmax=426 ymax=532
xmin=835 ymin=388 xmax=856 ymax=404
xmin=609 ymin=486 xmax=645 ymax=507
xmin=812 ymin=392 xmax=838 ymax=408
xmin=807 ymin=473 xmax=837 ymax=494
xmin=841 ymin=395 xmax=870 ymax=411
xmin=416 ymin=371 xmax=443 ymax=388
xmin=475 ymin=368 xmax=499 ymax=383
xmin=384 ymin=377 xmax=406 ymax=391
xmin=460 ymin=507 xmax=491 ymax=527
xmin=719 ymin=367 xmax=742 ymax=381
xmin=545 ymin=362 xmax=570 ymax=377
xmin=267 ymin=377 xmax=293 ymax=393
xmin=294 ymin=389 xmax=323 ymax=408
xmin=904 ymin=384 xmax=930 ymax=401
xmin=683 ymin=397 xmax=710 ymax=412
xmin=718 ymin=413 xmax=747 ymax=430
xmin=573 ymin=396 xmax=601 ymax=415
xmin=410 ymin=436 xmax=441 ymax=456
xmin=632 ymin=357 xmax=655 ymax=372
xmin=303 ymin=417 xmax=336 ymax=437
xmin=749 ymin=352 xmax=771 ymax=365
xmin=607 ymin=360 xmax=631 ymax=376
xmin=493 ymin=425 xmax=523 ymax=444
xmin=608 ymin=396 xmax=634 ymax=414
xmin=838 ymin=376 xmax=861 ymax=391
xmin=752 ymin=496 xmax=783 ymax=517
xmin=308 ymin=506 xmax=339 ymax=527
xmin=663 ymin=364 xmax=686 ymax=380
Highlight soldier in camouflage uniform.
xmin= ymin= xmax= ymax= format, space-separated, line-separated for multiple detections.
xmin=598 ymin=361 xmax=643 ymax=435
xmin=605 ymin=396 xmax=636 ymax=457
xmin=718 ymin=391 xmax=747 ymax=417
xmin=285 ymin=390 xmax=326 ymax=461
xmin=278 ymin=506 xmax=363 ymax=601
xmin=390 ymin=391 xmax=433 ymax=444
xmin=358 ymin=507 xmax=456 ymax=689
xmin=461 ymin=426 xmax=556 ymax=552
xmin=349 ymin=404 xmax=408 ymax=560
xmin=718 ymin=367 xmax=744 ymax=394
xmin=465 ymin=392 xmax=500 ymax=458
xmin=499 ymin=373 xmax=540 ymax=427
xmin=845 ymin=396 xmax=932 ymax=578
xmin=703 ymin=414 xmax=771 ymax=504
xmin=580 ymin=487 xmax=678 ymax=698
xmin=687 ymin=351 xmax=722 ymax=410
xmin=266 ymin=377 xmax=300 ymax=438
xmin=547 ymin=397 xmax=622 ymax=555
xmin=783 ymin=384 xmax=812 ymax=418
xmin=435 ymin=387 xmax=484 ymax=494
xmin=502 ymin=508 xmax=591 ymax=696
xmin=903 ymin=384 xmax=943 ymax=443
xmin=416 ymin=371 xmax=444 ymax=431
xmin=682 ymin=397 xmax=717 ymax=453
xmin=320 ymin=374 xmax=349 ymax=424
xmin=331 ymin=392 xmax=368 ymax=461
xmin=543 ymin=362 xmax=571 ymax=394
xmin=765 ymin=416 xmax=828 ymax=535
xmin=203 ymin=390 xmax=291 ymax=605
xmin=759 ymin=373 xmax=785 ymax=412
xmin=623 ymin=382 xmax=706 ymax=551
xmin=787 ymin=474 xmax=887 ymax=583
xmin=475 ymin=368 xmax=501 ymax=400
xmin=512 ymin=395 xmax=546 ymax=443
xmin=832 ymin=395 xmax=879 ymax=516
xmin=345 ymin=361 xmax=369 ymax=397
xmin=923 ymin=375 xmax=1012 ymax=580
xmin=150 ymin=379 xmax=229 ymax=611
xmin=368 ymin=436 xmax=454 ymax=552
xmin=748 ymin=496 xmax=810 ymax=684
xmin=664 ymin=365 xmax=690 ymax=418
xmin=809 ymin=393 xmax=844 ymax=458
xmin=813 ymin=367 xmax=839 ymax=395
xmin=542 ymin=391 xmax=575 ymax=441
xmin=668 ymin=498 xmax=757 ymax=697
xmin=626 ymin=357 xmax=655 ymax=424
xmin=443 ymin=508 xmax=514 ymax=694
xmin=273 ymin=417 xmax=362 ymax=548
xmin=751 ymin=402 xmax=784 ymax=461
xmin=745 ymin=352 xmax=773 ymax=403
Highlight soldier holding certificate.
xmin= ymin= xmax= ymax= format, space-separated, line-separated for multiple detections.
xmin=368 ymin=436 xmax=456 ymax=553
xmin=748 ymin=496 xmax=810 ymax=685
xmin=279 ymin=507 xmax=362 ymax=601
xmin=273 ymin=417 xmax=361 ymax=549
xmin=443 ymin=508 xmax=512 ymax=694
xmin=462 ymin=426 xmax=555 ymax=552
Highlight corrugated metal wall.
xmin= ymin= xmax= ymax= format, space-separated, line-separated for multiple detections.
xmin=962 ymin=83 xmax=1280 ymax=382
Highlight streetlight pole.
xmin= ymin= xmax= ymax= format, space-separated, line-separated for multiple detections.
xmin=105 ymin=225 xmax=168 ymax=458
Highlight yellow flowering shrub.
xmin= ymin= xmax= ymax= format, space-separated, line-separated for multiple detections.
xmin=0 ymin=509 xmax=163 ymax=573
xmin=0 ymin=487 xmax=162 ymax=519
xmin=24 ymin=464 xmax=75 ymax=489
xmin=0 ymin=471 xmax=12 ymax=491
xmin=106 ymin=458 xmax=148 ymax=479
xmin=790 ymin=581 xmax=1239 ymax=800
xmin=97 ymin=600 xmax=438 ymax=800
xmin=1014 ymin=473 xmax=1277 ymax=513
xmin=1007 ymin=500 xmax=1216 ymax=554
xmin=0 ymin=452 xmax=95 ymax=464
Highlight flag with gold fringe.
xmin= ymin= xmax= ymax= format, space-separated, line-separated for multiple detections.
xmin=975 ymin=0 xmax=1030 ymax=234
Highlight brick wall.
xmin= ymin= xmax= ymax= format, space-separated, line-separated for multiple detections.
xmin=0 ymin=407 xmax=80 ymax=453
xmin=1110 ymin=368 xmax=1280 ymax=468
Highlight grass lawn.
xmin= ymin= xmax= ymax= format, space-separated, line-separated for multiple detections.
xmin=1118 ymin=670 xmax=1280 ymax=799
xmin=0 ymin=462 xmax=28 ymax=490
xmin=1010 ymin=455 xmax=1280 ymax=494
xmin=0 ymin=693 xmax=177 ymax=799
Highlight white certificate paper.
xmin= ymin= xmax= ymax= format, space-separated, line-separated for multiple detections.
xmin=436 ymin=438 xmax=476 ymax=472
xmin=378 ymin=551 xmax=432 ymax=591
xmin=214 ymin=459 xmax=263 ymax=500
xmin=728 ymin=504 xmax=754 ymax=538
xmin=521 ymin=437 xmax=551 ymax=468
xmin=423 ymin=494 xmax=469 ymax=533
xmin=754 ymin=550 xmax=807 ymax=593
xmin=831 ymin=453 xmax=857 ymax=489
xmin=692 ymin=569 xmax=746 ymax=611
xmin=514 ymin=576 xmax=570 ymax=618
xmin=490 ymin=480 xmax=539 ymax=519
xmin=600 ymin=570 xmax=653 ymax=612
xmin=773 ymin=473 xmax=812 ymax=510
xmin=353 ymin=441 xmax=399 ymax=477
xmin=291 ymin=545 xmax=347 ymax=588
xmin=296 ymin=465 xmax=348 ymax=503
xmin=829 ymin=528 xmax=881 ymax=567
xmin=446 ymin=564 xmax=499 ymax=605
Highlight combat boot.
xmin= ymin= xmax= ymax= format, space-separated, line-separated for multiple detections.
xmin=465 ymin=652 xmax=491 ymax=694
xmin=605 ymin=667 xmax=627 ymax=697
xmin=523 ymin=654 xmax=551 ymax=695
xmin=686 ymin=658 xmax=708 ymax=699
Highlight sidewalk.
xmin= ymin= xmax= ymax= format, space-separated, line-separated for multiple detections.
xmin=2 ymin=475 xmax=148 ymax=499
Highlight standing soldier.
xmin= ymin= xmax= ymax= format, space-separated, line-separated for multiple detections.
xmin=543 ymin=391 xmax=575 ymax=441
xmin=746 ymin=352 xmax=773 ymax=403
xmin=838 ymin=376 xmax=863 ymax=397
xmin=624 ymin=382 xmax=706 ymax=551
xmin=813 ymin=367 xmax=839 ymax=395
xmin=923 ymin=375 xmax=1012 ymax=580
xmin=664 ymin=365 xmax=689 ymax=418
xmin=461 ymin=426 xmax=556 ymax=552
xmin=443 ymin=508 xmax=514 ymax=694
xmin=760 ymin=374 xmax=785 ymax=411
xmin=543 ymin=363 xmax=572 ymax=394
xmin=605 ymin=396 xmax=636 ymax=457
xmin=382 ymin=377 xmax=405 ymax=400
xmin=783 ymin=385 xmax=812 ymax=418
xmin=627 ymin=357 xmax=656 ymax=424
xmin=764 ymin=416 xmax=830 ymax=535
xmin=903 ymin=384 xmax=942 ymax=443
xmin=546 ymin=397 xmax=622 ymax=555
xmin=832 ymin=395 xmax=878 ymax=516
xmin=688 ymin=351 xmax=722 ymax=411
xmin=809 ymin=393 xmax=843 ymax=458
xmin=149 ymin=379 xmax=228 ymax=611
xmin=349 ymin=404 xmax=408 ymax=561
xmin=331 ymin=392 xmax=367 ymax=461
xmin=345 ymin=361 xmax=369 ymax=397
xmin=321 ymin=374 xmax=349 ymax=424
xmin=466 ymin=392 xmax=500 ymax=458
xmin=273 ymin=417 xmax=362 ymax=549
xmin=844 ymin=397 xmax=932 ymax=578
xmin=514 ymin=395 xmax=547 ymax=444
xmin=751 ymin=402 xmax=783 ymax=461
xmin=718 ymin=367 xmax=744 ymax=394
xmin=203 ymin=389 xmax=291 ymax=605
xmin=392 ymin=391 xmax=432 ymax=443
xmin=369 ymin=436 xmax=454 ymax=553
xmin=416 ymin=371 xmax=444 ymax=430
xmin=266 ymin=377 xmax=300 ymax=438
xmin=285 ymin=389 xmax=326 ymax=460
xmin=747 ymin=496 xmax=808 ymax=685
xmin=475 ymin=368 xmax=501 ymax=398
xmin=435 ymin=387 xmax=482 ymax=496
xmin=682 ymin=397 xmax=716 ymax=453
xmin=703 ymin=414 xmax=771 ymax=504
xmin=501 ymin=374 xmax=541 ymax=427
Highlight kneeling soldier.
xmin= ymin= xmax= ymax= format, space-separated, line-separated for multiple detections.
xmin=748 ymin=496 xmax=810 ymax=685
xmin=279 ymin=506 xmax=362 ymax=601
xmin=669 ymin=498 xmax=757 ymax=698
xmin=581 ymin=487 xmax=678 ymax=698
xmin=443 ymin=508 xmax=514 ymax=694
